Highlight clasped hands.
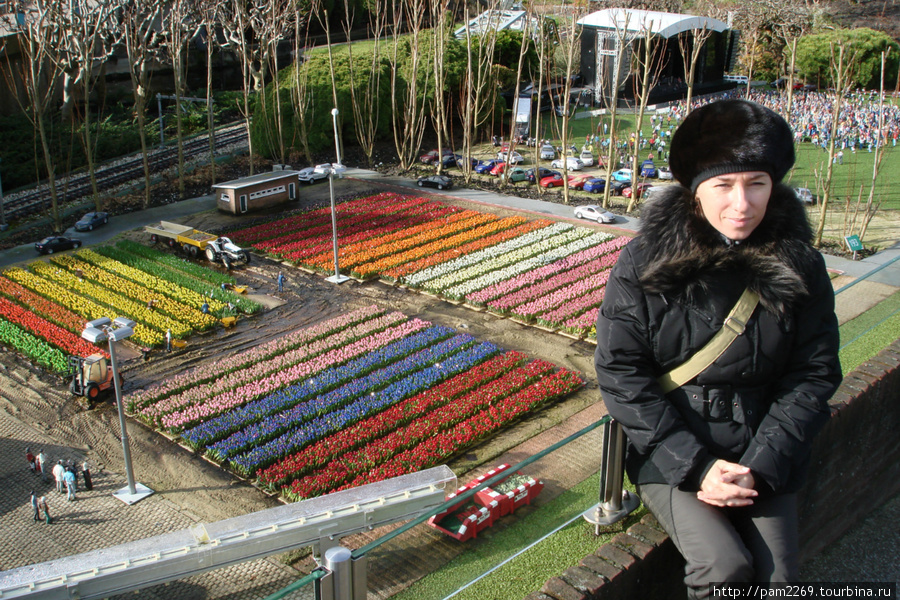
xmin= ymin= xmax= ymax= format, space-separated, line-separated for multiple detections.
xmin=697 ymin=459 xmax=757 ymax=507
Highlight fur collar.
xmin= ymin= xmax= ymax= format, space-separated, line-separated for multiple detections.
xmin=637 ymin=183 xmax=819 ymax=315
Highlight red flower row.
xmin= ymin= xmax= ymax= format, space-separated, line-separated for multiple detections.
xmin=0 ymin=296 xmax=103 ymax=358
xmin=0 ymin=274 xmax=85 ymax=332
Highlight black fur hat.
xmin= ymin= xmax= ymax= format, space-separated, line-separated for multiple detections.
xmin=670 ymin=99 xmax=795 ymax=191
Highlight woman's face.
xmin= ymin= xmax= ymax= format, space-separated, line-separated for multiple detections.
xmin=695 ymin=171 xmax=772 ymax=240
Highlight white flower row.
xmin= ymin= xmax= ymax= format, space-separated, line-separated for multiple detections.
xmin=422 ymin=227 xmax=594 ymax=294
xmin=405 ymin=222 xmax=575 ymax=286
xmin=441 ymin=231 xmax=614 ymax=299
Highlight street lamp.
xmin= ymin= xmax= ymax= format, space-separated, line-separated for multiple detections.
xmin=81 ymin=317 xmax=154 ymax=505
xmin=325 ymin=107 xmax=350 ymax=285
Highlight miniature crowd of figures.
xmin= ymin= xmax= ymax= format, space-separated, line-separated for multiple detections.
xmin=25 ymin=448 xmax=94 ymax=523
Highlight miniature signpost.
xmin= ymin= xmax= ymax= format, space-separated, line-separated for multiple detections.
xmin=845 ymin=234 xmax=864 ymax=261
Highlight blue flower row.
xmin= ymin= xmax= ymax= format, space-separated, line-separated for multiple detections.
xmin=227 ymin=341 xmax=500 ymax=474
xmin=182 ymin=325 xmax=455 ymax=449
xmin=211 ymin=332 xmax=479 ymax=463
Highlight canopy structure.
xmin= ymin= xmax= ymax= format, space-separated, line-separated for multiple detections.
xmin=577 ymin=8 xmax=737 ymax=106
xmin=454 ymin=9 xmax=532 ymax=39
xmin=577 ymin=9 xmax=728 ymax=39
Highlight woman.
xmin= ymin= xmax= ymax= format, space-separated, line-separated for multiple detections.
xmin=594 ymin=99 xmax=841 ymax=598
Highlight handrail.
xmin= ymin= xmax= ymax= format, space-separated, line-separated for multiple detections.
xmin=834 ymin=254 xmax=900 ymax=295
xmin=260 ymin=568 xmax=324 ymax=600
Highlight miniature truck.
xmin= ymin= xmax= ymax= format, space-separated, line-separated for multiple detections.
xmin=144 ymin=221 xmax=251 ymax=268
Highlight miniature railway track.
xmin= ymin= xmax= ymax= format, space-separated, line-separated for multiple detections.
xmin=3 ymin=125 xmax=248 ymax=222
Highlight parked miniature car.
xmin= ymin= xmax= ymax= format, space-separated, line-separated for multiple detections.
xmin=611 ymin=169 xmax=633 ymax=182
xmin=419 ymin=149 xmax=453 ymax=164
xmin=490 ymin=161 xmax=508 ymax=176
xmin=298 ymin=164 xmax=330 ymax=184
xmin=639 ymin=160 xmax=657 ymax=179
xmin=622 ymin=182 xmax=654 ymax=198
xmin=656 ymin=166 xmax=674 ymax=180
xmin=794 ymin=187 xmax=815 ymax=204
xmin=609 ymin=179 xmax=631 ymax=195
xmin=550 ymin=156 xmax=584 ymax=171
xmin=583 ymin=177 xmax=606 ymax=193
xmin=74 ymin=211 xmax=109 ymax=232
xmin=540 ymin=144 xmax=556 ymax=160
xmin=416 ymin=174 xmax=453 ymax=190
xmin=579 ymin=149 xmax=594 ymax=167
xmin=504 ymin=167 xmax=531 ymax=183
xmin=497 ymin=150 xmax=524 ymax=165
xmin=475 ymin=159 xmax=499 ymax=174
xmin=540 ymin=173 xmax=567 ymax=188
xmin=35 ymin=236 xmax=82 ymax=255
xmin=568 ymin=174 xmax=594 ymax=190
xmin=574 ymin=205 xmax=617 ymax=224
xmin=527 ymin=167 xmax=558 ymax=184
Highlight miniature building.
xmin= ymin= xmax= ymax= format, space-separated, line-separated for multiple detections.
xmin=212 ymin=171 xmax=300 ymax=214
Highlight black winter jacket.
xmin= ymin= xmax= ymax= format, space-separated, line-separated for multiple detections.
xmin=594 ymin=182 xmax=841 ymax=494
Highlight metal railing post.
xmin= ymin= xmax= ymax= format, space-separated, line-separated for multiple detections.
xmin=583 ymin=418 xmax=640 ymax=534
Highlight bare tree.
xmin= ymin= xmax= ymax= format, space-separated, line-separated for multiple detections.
xmin=290 ymin=10 xmax=314 ymax=163
xmin=256 ymin=0 xmax=292 ymax=165
xmin=856 ymin=50 xmax=891 ymax=242
xmin=120 ymin=0 xmax=164 ymax=209
xmin=1 ymin=1 xmax=66 ymax=231
xmin=458 ymin=1 xmax=502 ymax=184
xmin=56 ymin=0 xmax=118 ymax=211
xmin=161 ymin=0 xmax=198 ymax=196
xmin=552 ymin=4 xmax=585 ymax=205
xmin=199 ymin=0 xmax=220 ymax=184
xmin=598 ymin=10 xmax=631 ymax=210
xmin=429 ymin=0 xmax=451 ymax=175
xmin=221 ymin=0 xmax=260 ymax=174
xmin=388 ymin=0 xmax=431 ymax=171
xmin=813 ymin=40 xmax=859 ymax=247
xmin=626 ymin=17 xmax=666 ymax=213
xmin=342 ymin=0 xmax=386 ymax=166
xmin=677 ymin=25 xmax=712 ymax=113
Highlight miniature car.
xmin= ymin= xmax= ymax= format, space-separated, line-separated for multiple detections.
xmin=656 ymin=166 xmax=673 ymax=180
xmin=475 ymin=159 xmax=499 ymax=174
xmin=540 ymin=144 xmax=556 ymax=160
xmin=611 ymin=169 xmax=633 ymax=182
xmin=640 ymin=160 xmax=657 ymax=178
xmin=574 ymin=205 xmax=617 ymax=224
xmin=35 ymin=236 xmax=82 ymax=254
xmin=622 ymin=182 xmax=654 ymax=198
xmin=504 ymin=167 xmax=530 ymax=183
xmin=583 ymin=177 xmax=606 ymax=193
xmin=298 ymin=165 xmax=330 ymax=184
xmin=550 ymin=157 xmax=584 ymax=171
xmin=497 ymin=150 xmax=524 ymax=165
xmin=416 ymin=174 xmax=453 ymax=190
xmin=74 ymin=211 xmax=109 ymax=232
xmin=579 ymin=150 xmax=594 ymax=167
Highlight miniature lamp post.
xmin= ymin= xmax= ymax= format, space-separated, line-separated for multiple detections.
xmin=81 ymin=317 xmax=154 ymax=505
xmin=326 ymin=107 xmax=350 ymax=284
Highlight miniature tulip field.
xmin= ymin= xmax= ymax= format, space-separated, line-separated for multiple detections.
xmin=127 ymin=304 xmax=584 ymax=500
xmin=0 ymin=240 xmax=261 ymax=370
xmin=228 ymin=192 xmax=629 ymax=339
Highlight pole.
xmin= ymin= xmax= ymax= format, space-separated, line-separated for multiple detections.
xmin=108 ymin=336 xmax=137 ymax=496
xmin=325 ymin=108 xmax=349 ymax=284
xmin=0 ymin=156 xmax=6 ymax=229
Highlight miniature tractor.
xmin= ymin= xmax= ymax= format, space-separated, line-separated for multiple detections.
xmin=69 ymin=354 xmax=121 ymax=400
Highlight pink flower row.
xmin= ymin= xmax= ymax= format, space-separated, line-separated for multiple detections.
xmin=512 ymin=270 xmax=612 ymax=320
xmin=467 ymin=237 xmax=628 ymax=305
xmin=128 ymin=305 xmax=384 ymax=409
xmin=539 ymin=287 xmax=608 ymax=325
xmin=159 ymin=318 xmax=430 ymax=431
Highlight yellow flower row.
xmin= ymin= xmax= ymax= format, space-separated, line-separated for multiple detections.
xmin=76 ymin=249 xmax=227 ymax=315
xmin=3 ymin=268 xmax=164 ymax=347
xmin=51 ymin=254 xmax=218 ymax=332
xmin=30 ymin=262 xmax=190 ymax=343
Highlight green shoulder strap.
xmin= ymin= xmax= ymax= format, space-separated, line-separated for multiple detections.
xmin=657 ymin=288 xmax=760 ymax=394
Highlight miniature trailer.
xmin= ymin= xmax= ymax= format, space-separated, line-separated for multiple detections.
xmin=427 ymin=463 xmax=544 ymax=541
xmin=144 ymin=221 xmax=250 ymax=267
xmin=212 ymin=170 xmax=300 ymax=214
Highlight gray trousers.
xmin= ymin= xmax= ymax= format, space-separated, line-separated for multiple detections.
xmin=638 ymin=482 xmax=799 ymax=600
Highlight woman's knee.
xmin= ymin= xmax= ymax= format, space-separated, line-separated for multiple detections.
xmin=684 ymin=550 xmax=754 ymax=599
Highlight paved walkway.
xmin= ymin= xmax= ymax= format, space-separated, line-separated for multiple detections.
xmin=0 ymin=402 xmax=299 ymax=599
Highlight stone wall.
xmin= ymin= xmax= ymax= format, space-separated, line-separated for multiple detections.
xmin=525 ymin=342 xmax=900 ymax=600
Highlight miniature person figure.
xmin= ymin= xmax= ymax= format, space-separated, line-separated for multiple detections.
xmin=26 ymin=447 xmax=35 ymax=473
xmin=165 ymin=328 xmax=172 ymax=352
xmin=31 ymin=491 xmax=40 ymax=522
xmin=52 ymin=460 xmax=65 ymax=493
xmin=37 ymin=449 xmax=47 ymax=481
xmin=38 ymin=496 xmax=51 ymax=524
xmin=277 ymin=271 xmax=285 ymax=293
xmin=201 ymin=301 xmax=209 ymax=314
xmin=82 ymin=460 xmax=93 ymax=491
xmin=64 ymin=467 xmax=76 ymax=501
